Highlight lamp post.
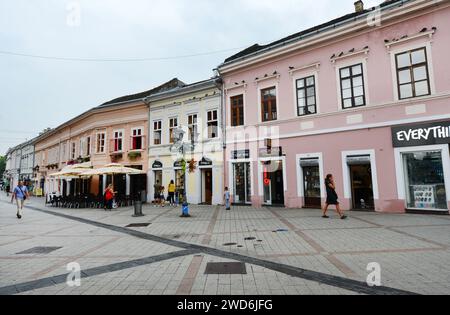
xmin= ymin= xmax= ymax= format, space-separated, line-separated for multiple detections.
xmin=170 ymin=128 xmax=196 ymax=218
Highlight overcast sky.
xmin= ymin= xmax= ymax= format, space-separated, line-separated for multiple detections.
xmin=0 ymin=0 xmax=381 ymax=155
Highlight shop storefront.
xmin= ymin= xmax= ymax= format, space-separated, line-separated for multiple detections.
xmin=393 ymin=121 xmax=450 ymax=212
xmin=199 ymin=157 xmax=213 ymax=205
xmin=258 ymin=147 xmax=286 ymax=207
xmin=174 ymin=160 xmax=185 ymax=197
xmin=230 ymin=150 xmax=252 ymax=205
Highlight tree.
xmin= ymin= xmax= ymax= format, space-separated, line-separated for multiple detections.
xmin=0 ymin=156 xmax=6 ymax=180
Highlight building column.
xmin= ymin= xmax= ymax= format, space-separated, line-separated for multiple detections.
xmin=126 ymin=174 xmax=131 ymax=195
xmin=102 ymin=175 xmax=107 ymax=192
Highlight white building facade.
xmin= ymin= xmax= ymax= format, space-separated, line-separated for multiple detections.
xmin=146 ymin=78 xmax=224 ymax=205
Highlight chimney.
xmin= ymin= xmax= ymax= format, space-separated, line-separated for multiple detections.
xmin=354 ymin=0 xmax=364 ymax=13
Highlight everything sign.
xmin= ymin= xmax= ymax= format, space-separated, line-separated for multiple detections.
xmin=392 ymin=121 xmax=450 ymax=148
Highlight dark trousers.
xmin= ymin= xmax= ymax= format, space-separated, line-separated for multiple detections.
xmin=168 ymin=192 xmax=175 ymax=204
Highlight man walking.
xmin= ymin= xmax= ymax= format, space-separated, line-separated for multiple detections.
xmin=11 ymin=181 xmax=29 ymax=219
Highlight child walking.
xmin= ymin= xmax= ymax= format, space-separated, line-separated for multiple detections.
xmin=224 ymin=187 xmax=231 ymax=211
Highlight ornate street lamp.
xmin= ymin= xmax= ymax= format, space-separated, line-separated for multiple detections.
xmin=170 ymin=127 xmax=197 ymax=217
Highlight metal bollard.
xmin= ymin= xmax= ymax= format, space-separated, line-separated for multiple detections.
xmin=133 ymin=200 xmax=144 ymax=217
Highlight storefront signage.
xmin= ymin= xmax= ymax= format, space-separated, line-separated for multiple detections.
xmin=392 ymin=121 xmax=450 ymax=148
xmin=199 ymin=157 xmax=213 ymax=166
xmin=174 ymin=160 xmax=183 ymax=168
xmin=232 ymin=150 xmax=250 ymax=160
xmin=259 ymin=147 xmax=283 ymax=158
xmin=152 ymin=161 xmax=163 ymax=169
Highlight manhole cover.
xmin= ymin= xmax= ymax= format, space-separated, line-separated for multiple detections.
xmin=16 ymin=247 xmax=62 ymax=255
xmin=223 ymin=243 xmax=237 ymax=246
xmin=126 ymin=223 xmax=151 ymax=228
xmin=244 ymin=237 xmax=256 ymax=241
xmin=205 ymin=262 xmax=247 ymax=275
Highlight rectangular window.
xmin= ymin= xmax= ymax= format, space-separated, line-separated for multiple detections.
xmin=169 ymin=119 xmax=178 ymax=144
xmin=113 ymin=131 xmax=123 ymax=152
xmin=96 ymin=133 xmax=106 ymax=153
xmin=131 ymin=128 xmax=143 ymax=150
xmin=188 ymin=114 xmax=198 ymax=142
xmin=71 ymin=142 xmax=76 ymax=159
xmin=79 ymin=139 xmax=84 ymax=157
xmin=261 ymin=87 xmax=277 ymax=122
xmin=153 ymin=121 xmax=162 ymax=145
xmin=402 ymin=151 xmax=447 ymax=210
xmin=86 ymin=137 xmax=91 ymax=156
xmin=230 ymin=95 xmax=244 ymax=126
xmin=340 ymin=64 xmax=366 ymax=109
xmin=207 ymin=110 xmax=218 ymax=139
xmin=296 ymin=76 xmax=317 ymax=116
xmin=396 ymin=47 xmax=430 ymax=100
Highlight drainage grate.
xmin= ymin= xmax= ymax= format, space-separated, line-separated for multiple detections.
xmin=205 ymin=262 xmax=247 ymax=275
xmin=16 ymin=247 xmax=62 ymax=255
xmin=126 ymin=223 xmax=151 ymax=228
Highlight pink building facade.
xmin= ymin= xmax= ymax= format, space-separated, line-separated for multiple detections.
xmin=219 ymin=0 xmax=450 ymax=214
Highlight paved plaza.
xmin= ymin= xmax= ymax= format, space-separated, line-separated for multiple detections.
xmin=0 ymin=194 xmax=449 ymax=295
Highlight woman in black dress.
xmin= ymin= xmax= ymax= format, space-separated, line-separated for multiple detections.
xmin=323 ymin=174 xmax=347 ymax=219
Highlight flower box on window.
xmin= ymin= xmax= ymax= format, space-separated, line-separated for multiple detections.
xmin=128 ymin=151 xmax=142 ymax=160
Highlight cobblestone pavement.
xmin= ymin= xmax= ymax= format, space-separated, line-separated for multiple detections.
xmin=0 ymin=194 xmax=449 ymax=295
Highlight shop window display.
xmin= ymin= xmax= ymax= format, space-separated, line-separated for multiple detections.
xmin=402 ymin=151 xmax=447 ymax=210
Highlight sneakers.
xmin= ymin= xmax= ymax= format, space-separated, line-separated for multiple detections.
xmin=341 ymin=215 xmax=348 ymax=220
xmin=322 ymin=215 xmax=329 ymax=219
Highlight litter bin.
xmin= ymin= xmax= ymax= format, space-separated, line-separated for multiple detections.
xmin=133 ymin=200 xmax=143 ymax=217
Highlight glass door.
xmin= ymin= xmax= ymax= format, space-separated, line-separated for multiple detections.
xmin=233 ymin=162 xmax=251 ymax=204
xmin=303 ymin=165 xmax=321 ymax=208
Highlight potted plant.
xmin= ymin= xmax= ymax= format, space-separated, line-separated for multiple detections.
xmin=128 ymin=151 xmax=142 ymax=160
xmin=188 ymin=159 xmax=197 ymax=174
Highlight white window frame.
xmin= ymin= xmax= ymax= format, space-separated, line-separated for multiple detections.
xmin=86 ymin=136 xmax=91 ymax=156
xmin=207 ymin=110 xmax=219 ymax=139
xmin=96 ymin=132 xmax=106 ymax=154
xmin=296 ymin=153 xmax=325 ymax=199
xmin=168 ymin=118 xmax=178 ymax=144
xmin=292 ymin=71 xmax=320 ymax=118
xmin=153 ymin=120 xmax=162 ymax=146
xmin=389 ymin=41 xmax=436 ymax=102
xmin=113 ymin=129 xmax=124 ymax=152
xmin=187 ymin=114 xmax=198 ymax=142
xmin=335 ymin=58 xmax=370 ymax=111
xmin=131 ymin=127 xmax=144 ymax=150
xmin=71 ymin=142 xmax=76 ymax=160
xmin=341 ymin=149 xmax=379 ymax=202
xmin=257 ymin=81 xmax=280 ymax=123
xmin=394 ymin=144 xmax=450 ymax=210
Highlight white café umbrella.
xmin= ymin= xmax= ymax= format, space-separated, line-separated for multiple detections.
xmin=49 ymin=162 xmax=93 ymax=178
xmin=80 ymin=163 xmax=144 ymax=188
xmin=49 ymin=162 xmax=93 ymax=195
